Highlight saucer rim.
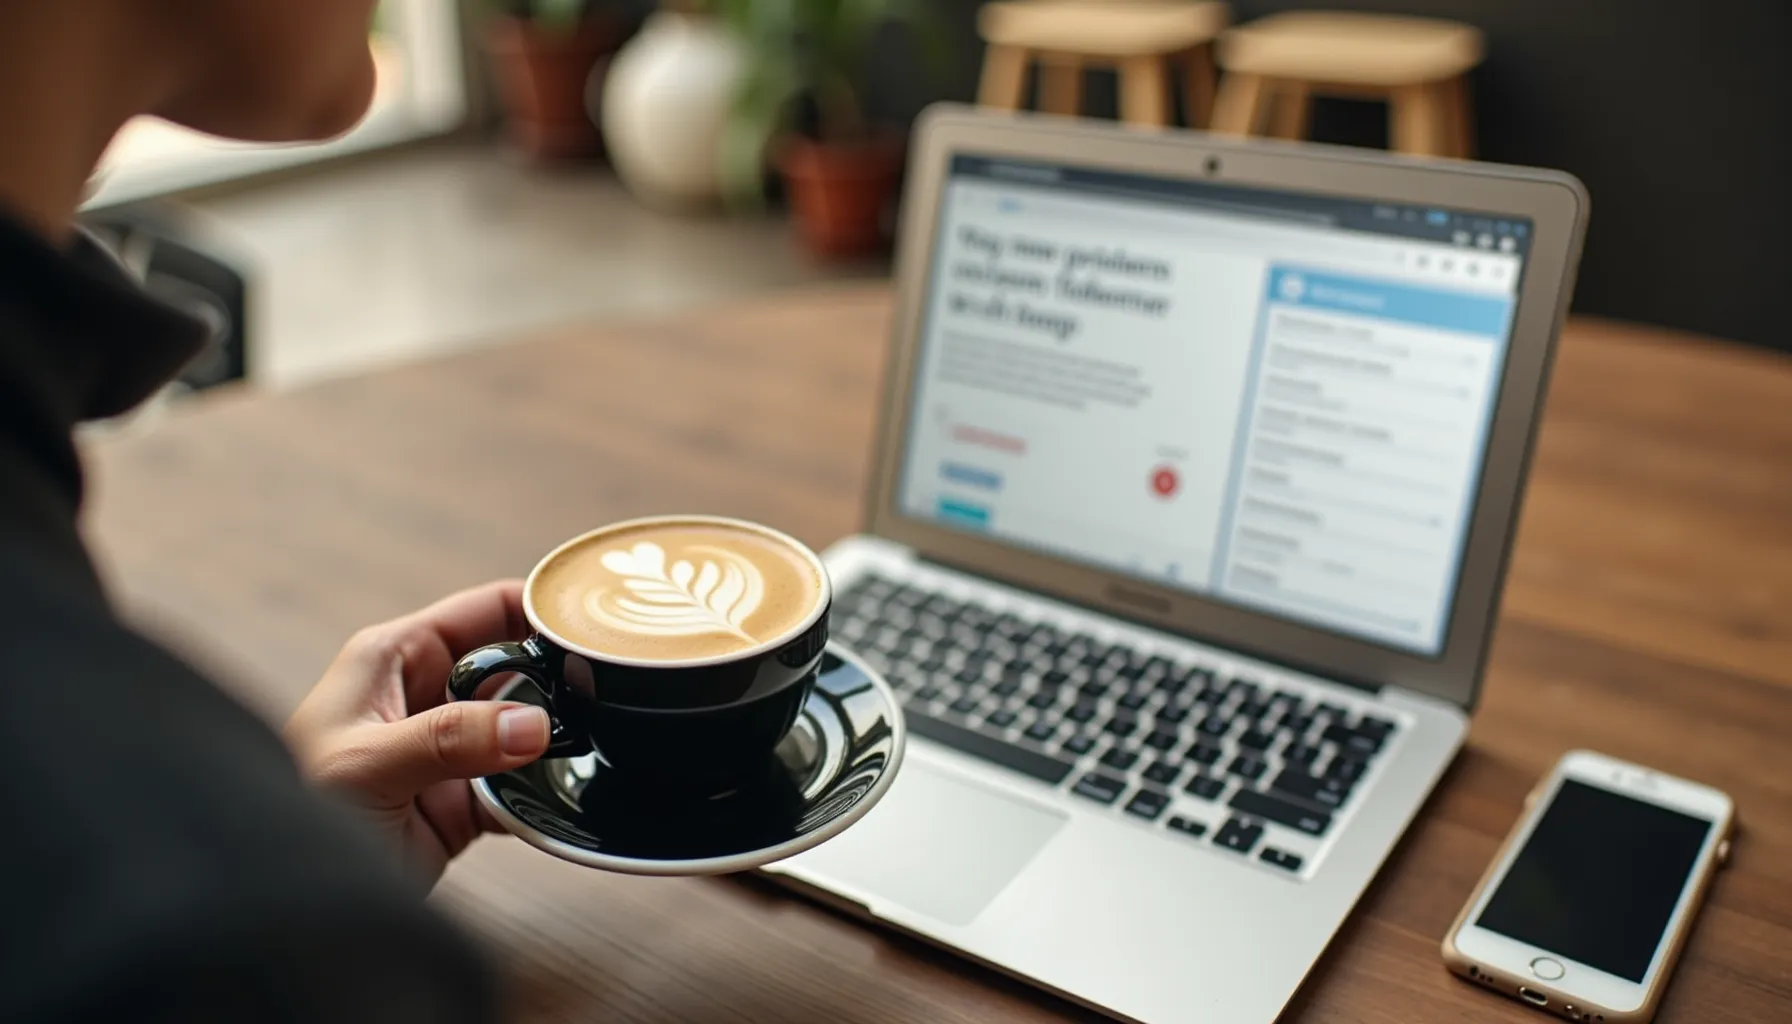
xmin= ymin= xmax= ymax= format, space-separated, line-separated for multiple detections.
xmin=472 ymin=641 xmax=906 ymax=876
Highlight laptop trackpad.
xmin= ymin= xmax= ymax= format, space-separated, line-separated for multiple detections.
xmin=791 ymin=760 xmax=1067 ymax=926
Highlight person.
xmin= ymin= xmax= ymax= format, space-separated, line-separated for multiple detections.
xmin=1 ymin=4 xmax=549 ymax=1020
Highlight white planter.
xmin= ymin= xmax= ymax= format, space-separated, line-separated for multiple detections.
xmin=596 ymin=12 xmax=748 ymax=209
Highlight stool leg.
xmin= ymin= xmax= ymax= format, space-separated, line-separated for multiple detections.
xmin=1120 ymin=55 xmax=1171 ymax=127
xmin=1182 ymin=44 xmax=1217 ymax=129
xmin=1390 ymin=82 xmax=1447 ymax=156
xmin=1210 ymin=72 xmax=1269 ymax=136
xmin=978 ymin=44 xmax=1030 ymax=110
xmin=1268 ymin=80 xmax=1311 ymax=140
xmin=1038 ymin=55 xmax=1084 ymax=116
xmin=1442 ymin=75 xmax=1475 ymax=159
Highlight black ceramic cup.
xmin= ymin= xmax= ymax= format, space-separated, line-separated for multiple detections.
xmin=447 ymin=516 xmax=832 ymax=798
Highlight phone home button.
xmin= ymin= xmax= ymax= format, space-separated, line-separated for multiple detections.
xmin=1530 ymin=957 xmax=1566 ymax=981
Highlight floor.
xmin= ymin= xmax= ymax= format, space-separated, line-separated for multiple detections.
xmin=170 ymin=142 xmax=882 ymax=391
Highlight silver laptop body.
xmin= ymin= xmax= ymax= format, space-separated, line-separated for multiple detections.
xmin=767 ymin=106 xmax=1588 ymax=1024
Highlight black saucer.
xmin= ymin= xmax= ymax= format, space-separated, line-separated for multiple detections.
xmin=473 ymin=643 xmax=906 ymax=875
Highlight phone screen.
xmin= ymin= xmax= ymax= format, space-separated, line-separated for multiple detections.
xmin=1476 ymin=779 xmax=1714 ymax=982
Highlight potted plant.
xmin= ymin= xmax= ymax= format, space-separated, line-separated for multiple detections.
xmin=717 ymin=0 xmax=946 ymax=257
xmin=486 ymin=0 xmax=629 ymax=161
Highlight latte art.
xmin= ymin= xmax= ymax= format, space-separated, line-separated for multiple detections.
xmin=585 ymin=541 xmax=765 ymax=641
xmin=528 ymin=517 xmax=827 ymax=662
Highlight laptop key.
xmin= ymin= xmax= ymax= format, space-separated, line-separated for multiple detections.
xmin=1193 ymin=687 xmax=1226 ymax=705
xmin=1167 ymin=815 xmax=1208 ymax=839
xmin=1327 ymin=757 xmax=1369 ymax=783
xmin=1062 ymin=733 xmax=1097 ymax=756
xmin=1273 ymin=768 xmax=1351 ymax=809
xmin=1213 ymin=817 xmax=1265 ymax=854
xmin=1277 ymin=713 xmax=1315 ymax=736
xmin=912 ymin=684 xmax=942 ymax=703
xmin=1358 ymin=715 xmax=1397 ymax=738
xmin=986 ymin=708 xmax=1019 ymax=729
xmin=1322 ymin=723 xmax=1384 ymax=757
xmin=1124 ymin=788 xmax=1170 ymax=821
xmin=1117 ymin=689 xmax=1151 ymax=711
xmin=1156 ymin=703 xmax=1191 ymax=725
xmin=1237 ymin=729 xmax=1275 ymax=751
xmin=1066 ymin=702 xmax=1097 ymax=723
xmin=949 ymin=695 xmax=980 ymax=715
xmin=1023 ymin=720 xmax=1057 ymax=742
xmin=1184 ymin=774 xmax=1226 ymax=801
xmin=1143 ymin=729 xmax=1179 ymax=751
xmin=1197 ymin=714 xmax=1231 ymax=737
xmin=1259 ymin=847 xmax=1304 ymax=872
xmin=1100 ymin=747 xmax=1140 ymax=772
xmin=904 ymin=709 xmax=1077 ymax=784
xmin=1106 ymin=715 xmax=1139 ymax=738
xmin=1143 ymin=760 xmax=1182 ymax=786
xmin=1228 ymin=755 xmax=1268 ymax=781
xmin=1237 ymin=700 xmax=1271 ymax=719
xmin=1072 ymin=772 xmax=1127 ymax=805
xmin=1282 ymin=742 xmax=1320 ymax=766
xmin=1186 ymin=741 xmax=1223 ymax=766
xmin=1181 ymin=666 xmax=1216 ymax=687
xmin=1230 ymin=788 xmax=1333 ymax=836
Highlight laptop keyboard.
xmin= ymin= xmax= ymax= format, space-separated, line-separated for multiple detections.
xmin=830 ymin=573 xmax=1404 ymax=877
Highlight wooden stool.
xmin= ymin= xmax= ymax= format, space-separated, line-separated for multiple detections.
xmin=977 ymin=2 xmax=1230 ymax=128
xmin=1210 ymin=11 xmax=1482 ymax=157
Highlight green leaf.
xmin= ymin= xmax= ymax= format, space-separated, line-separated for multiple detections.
xmin=531 ymin=0 xmax=589 ymax=33
xmin=717 ymin=0 xmax=949 ymax=144
xmin=719 ymin=54 xmax=802 ymax=207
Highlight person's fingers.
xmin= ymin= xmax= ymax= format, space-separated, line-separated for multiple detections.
xmin=307 ymin=700 xmax=550 ymax=806
xmin=333 ymin=580 xmax=530 ymax=715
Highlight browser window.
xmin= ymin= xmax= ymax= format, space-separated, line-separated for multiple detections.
xmin=897 ymin=156 xmax=1531 ymax=655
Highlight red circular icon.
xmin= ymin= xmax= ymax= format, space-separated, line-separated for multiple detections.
xmin=1151 ymin=465 xmax=1180 ymax=498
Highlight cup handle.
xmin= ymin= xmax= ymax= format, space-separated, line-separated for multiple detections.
xmin=447 ymin=637 xmax=591 ymax=758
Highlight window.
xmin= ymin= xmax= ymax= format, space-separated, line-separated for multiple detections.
xmin=87 ymin=0 xmax=465 ymax=208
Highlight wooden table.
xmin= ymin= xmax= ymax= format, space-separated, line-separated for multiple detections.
xmin=84 ymin=285 xmax=1792 ymax=1022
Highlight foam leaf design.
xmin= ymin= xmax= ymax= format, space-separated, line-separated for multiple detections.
xmin=584 ymin=541 xmax=764 ymax=642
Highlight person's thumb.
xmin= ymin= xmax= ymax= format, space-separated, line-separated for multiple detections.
xmin=318 ymin=702 xmax=551 ymax=804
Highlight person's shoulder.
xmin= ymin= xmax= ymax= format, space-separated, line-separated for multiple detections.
xmin=0 ymin=545 xmax=496 ymax=1023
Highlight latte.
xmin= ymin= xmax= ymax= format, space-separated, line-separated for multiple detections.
xmin=528 ymin=518 xmax=826 ymax=661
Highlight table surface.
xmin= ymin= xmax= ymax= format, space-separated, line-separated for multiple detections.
xmin=84 ymin=285 xmax=1792 ymax=1023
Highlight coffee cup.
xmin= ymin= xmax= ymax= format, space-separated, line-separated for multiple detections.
xmin=448 ymin=515 xmax=832 ymax=797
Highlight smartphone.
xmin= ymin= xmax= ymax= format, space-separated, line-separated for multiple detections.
xmin=1442 ymin=750 xmax=1734 ymax=1023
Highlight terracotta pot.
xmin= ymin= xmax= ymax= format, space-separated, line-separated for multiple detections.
xmin=487 ymin=16 xmax=623 ymax=161
xmin=777 ymin=137 xmax=904 ymax=258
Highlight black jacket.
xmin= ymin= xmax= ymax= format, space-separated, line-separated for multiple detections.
xmin=0 ymin=212 xmax=494 ymax=1023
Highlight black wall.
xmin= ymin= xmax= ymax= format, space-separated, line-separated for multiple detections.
xmin=868 ymin=0 xmax=1792 ymax=353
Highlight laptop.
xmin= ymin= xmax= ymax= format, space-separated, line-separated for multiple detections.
xmin=766 ymin=105 xmax=1588 ymax=1023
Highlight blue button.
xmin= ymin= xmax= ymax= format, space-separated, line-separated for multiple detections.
xmin=940 ymin=462 xmax=1003 ymax=491
xmin=937 ymin=498 xmax=991 ymax=529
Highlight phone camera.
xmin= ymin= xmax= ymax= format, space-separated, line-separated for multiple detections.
xmin=1204 ymin=155 xmax=1222 ymax=176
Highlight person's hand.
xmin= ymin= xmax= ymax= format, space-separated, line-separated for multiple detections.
xmin=284 ymin=580 xmax=552 ymax=882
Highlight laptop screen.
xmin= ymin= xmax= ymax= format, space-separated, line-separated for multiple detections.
xmin=896 ymin=155 xmax=1534 ymax=656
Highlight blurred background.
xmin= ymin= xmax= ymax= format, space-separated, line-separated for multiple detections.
xmin=84 ymin=0 xmax=1789 ymax=399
